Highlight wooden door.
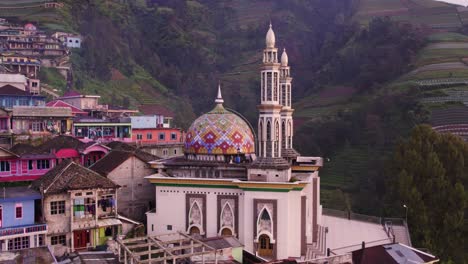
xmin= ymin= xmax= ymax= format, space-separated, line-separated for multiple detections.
xmin=74 ymin=230 xmax=89 ymax=249
xmin=221 ymin=228 xmax=232 ymax=236
xmin=258 ymin=234 xmax=273 ymax=257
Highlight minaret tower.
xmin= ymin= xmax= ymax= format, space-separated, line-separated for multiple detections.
xmin=257 ymin=23 xmax=283 ymax=159
xmin=279 ymin=48 xmax=299 ymax=160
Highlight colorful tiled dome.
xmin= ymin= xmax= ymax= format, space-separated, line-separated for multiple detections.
xmin=185 ymin=97 xmax=255 ymax=155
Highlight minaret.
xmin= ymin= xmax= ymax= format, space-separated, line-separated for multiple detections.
xmin=257 ymin=23 xmax=283 ymax=159
xmin=279 ymin=48 xmax=299 ymax=159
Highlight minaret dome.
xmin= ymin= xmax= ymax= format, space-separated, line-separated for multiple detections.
xmin=281 ymin=48 xmax=288 ymax=66
xmin=266 ymin=23 xmax=276 ymax=48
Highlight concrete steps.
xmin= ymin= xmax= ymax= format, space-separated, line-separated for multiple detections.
xmin=305 ymin=225 xmax=327 ymax=260
xmin=392 ymin=225 xmax=411 ymax=246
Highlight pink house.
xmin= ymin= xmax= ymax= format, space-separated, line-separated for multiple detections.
xmin=2 ymin=135 xmax=110 ymax=182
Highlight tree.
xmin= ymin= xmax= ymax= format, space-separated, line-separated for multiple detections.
xmin=385 ymin=125 xmax=467 ymax=263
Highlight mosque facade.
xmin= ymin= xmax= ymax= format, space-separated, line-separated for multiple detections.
xmin=146 ymin=24 xmax=324 ymax=260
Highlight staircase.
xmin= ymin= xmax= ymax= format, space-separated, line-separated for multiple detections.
xmin=392 ymin=225 xmax=412 ymax=246
xmin=305 ymin=225 xmax=327 ymax=260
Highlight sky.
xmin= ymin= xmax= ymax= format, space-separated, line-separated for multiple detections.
xmin=437 ymin=0 xmax=468 ymax=6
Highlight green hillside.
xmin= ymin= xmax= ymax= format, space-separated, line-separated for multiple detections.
xmin=5 ymin=0 xmax=465 ymax=210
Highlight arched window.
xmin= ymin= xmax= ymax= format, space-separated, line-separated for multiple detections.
xmin=261 ymin=72 xmax=265 ymax=101
xmin=281 ymin=85 xmax=286 ymax=106
xmin=273 ymin=73 xmax=278 ymax=101
xmin=259 ymin=120 xmax=263 ymax=157
xmin=281 ymin=121 xmax=286 ymax=149
xmin=267 ymin=72 xmax=272 ymax=101
xmin=266 ymin=121 xmax=271 ymax=141
xmin=275 ymin=121 xmax=280 ymax=157
xmin=266 ymin=121 xmax=272 ymax=157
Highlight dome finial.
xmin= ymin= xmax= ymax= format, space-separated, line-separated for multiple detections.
xmin=215 ymin=82 xmax=224 ymax=105
xmin=281 ymin=48 xmax=288 ymax=66
xmin=266 ymin=22 xmax=276 ymax=48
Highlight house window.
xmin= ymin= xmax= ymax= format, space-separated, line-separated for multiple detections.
xmin=8 ymin=237 xmax=29 ymax=250
xmin=50 ymin=201 xmax=65 ymax=215
xmin=167 ymin=225 xmax=172 ymax=231
xmin=171 ymin=133 xmax=177 ymax=140
xmin=103 ymin=127 xmax=113 ymax=136
xmin=136 ymin=134 xmax=142 ymax=140
xmin=15 ymin=203 xmax=23 ymax=219
xmin=51 ymin=235 xmax=66 ymax=246
xmin=36 ymin=159 xmax=50 ymax=169
xmin=19 ymin=98 xmax=29 ymax=106
xmin=0 ymin=119 xmax=7 ymax=130
xmin=31 ymin=121 xmax=42 ymax=132
xmin=147 ymin=133 xmax=152 ymax=140
xmin=0 ymin=161 xmax=10 ymax=172
xmin=159 ymin=133 xmax=165 ymax=141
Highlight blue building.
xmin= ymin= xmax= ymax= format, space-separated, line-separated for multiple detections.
xmin=0 ymin=85 xmax=45 ymax=109
xmin=0 ymin=186 xmax=47 ymax=251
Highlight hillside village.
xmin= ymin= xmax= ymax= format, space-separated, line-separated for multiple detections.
xmin=0 ymin=0 xmax=466 ymax=264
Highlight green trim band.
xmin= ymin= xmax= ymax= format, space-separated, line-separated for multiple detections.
xmin=152 ymin=183 xmax=302 ymax=192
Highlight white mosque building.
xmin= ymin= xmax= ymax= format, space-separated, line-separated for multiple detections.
xmin=146 ymin=24 xmax=406 ymax=261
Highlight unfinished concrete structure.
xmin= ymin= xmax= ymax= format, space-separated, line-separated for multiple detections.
xmin=114 ymin=232 xmax=242 ymax=264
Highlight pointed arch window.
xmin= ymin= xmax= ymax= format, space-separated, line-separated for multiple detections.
xmin=266 ymin=72 xmax=272 ymax=101
xmin=275 ymin=121 xmax=280 ymax=157
xmin=281 ymin=121 xmax=286 ymax=149
xmin=266 ymin=121 xmax=272 ymax=157
xmin=273 ymin=73 xmax=278 ymax=101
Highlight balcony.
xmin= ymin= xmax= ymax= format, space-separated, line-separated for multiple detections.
xmin=0 ymin=223 xmax=47 ymax=238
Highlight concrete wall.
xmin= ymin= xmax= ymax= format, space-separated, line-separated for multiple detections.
xmin=107 ymin=157 xmax=155 ymax=222
xmin=43 ymin=194 xmax=72 ymax=246
xmin=148 ymin=184 xmax=308 ymax=259
xmin=0 ymin=199 xmax=35 ymax=228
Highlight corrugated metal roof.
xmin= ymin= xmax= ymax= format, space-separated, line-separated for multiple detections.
xmin=0 ymin=73 xmax=27 ymax=83
xmin=12 ymin=106 xmax=72 ymax=117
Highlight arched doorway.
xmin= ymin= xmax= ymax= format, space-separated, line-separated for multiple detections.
xmin=258 ymin=234 xmax=273 ymax=257
xmin=189 ymin=226 xmax=200 ymax=235
xmin=221 ymin=228 xmax=232 ymax=236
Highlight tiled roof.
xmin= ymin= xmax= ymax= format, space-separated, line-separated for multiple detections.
xmin=282 ymin=148 xmax=300 ymax=158
xmin=31 ymin=160 xmax=119 ymax=194
xmin=139 ymin=104 xmax=174 ymax=117
xmin=46 ymin=100 xmax=87 ymax=114
xmin=90 ymin=149 xmax=158 ymax=176
xmin=0 ymin=186 xmax=41 ymax=201
xmin=10 ymin=143 xmax=46 ymax=156
xmin=12 ymin=106 xmax=72 ymax=117
xmin=10 ymin=136 xmax=100 ymax=156
xmin=106 ymin=141 xmax=137 ymax=151
xmin=249 ymin=157 xmax=290 ymax=170
xmin=352 ymin=243 xmax=438 ymax=264
xmin=0 ymin=85 xmax=30 ymax=96
xmin=40 ymin=135 xmax=86 ymax=151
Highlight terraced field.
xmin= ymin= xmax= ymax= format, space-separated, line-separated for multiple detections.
xmin=354 ymin=0 xmax=462 ymax=28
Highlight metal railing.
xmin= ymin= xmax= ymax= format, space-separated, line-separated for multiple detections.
xmin=0 ymin=223 xmax=47 ymax=237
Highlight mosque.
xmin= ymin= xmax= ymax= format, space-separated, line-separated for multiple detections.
xmin=146 ymin=24 xmax=325 ymax=260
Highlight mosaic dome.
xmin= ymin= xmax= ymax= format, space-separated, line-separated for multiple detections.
xmin=185 ymin=103 xmax=255 ymax=155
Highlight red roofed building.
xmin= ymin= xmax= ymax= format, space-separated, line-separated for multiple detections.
xmin=46 ymin=100 xmax=88 ymax=116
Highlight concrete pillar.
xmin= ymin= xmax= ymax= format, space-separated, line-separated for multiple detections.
xmin=202 ymin=247 xmax=205 ymax=264
xmin=118 ymin=244 xmax=121 ymax=262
